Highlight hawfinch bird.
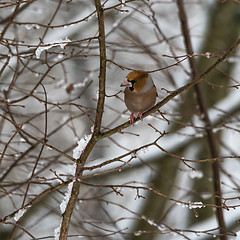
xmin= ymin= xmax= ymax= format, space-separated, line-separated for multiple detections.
xmin=121 ymin=71 xmax=157 ymax=123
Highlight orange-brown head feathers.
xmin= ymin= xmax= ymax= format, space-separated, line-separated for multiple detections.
xmin=121 ymin=70 xmax=152 ymax=93
xmin=126 ymin=71 xmax=148 ymax=92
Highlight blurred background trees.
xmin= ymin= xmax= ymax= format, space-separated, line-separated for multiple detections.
xmin=0 ymin=0 xmax=240 ymax=239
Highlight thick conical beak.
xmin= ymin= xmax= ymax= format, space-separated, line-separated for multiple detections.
xmin=120 ymin=78 xmax=131 ymax=87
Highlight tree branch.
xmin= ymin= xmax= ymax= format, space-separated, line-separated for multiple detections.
xmin=59 ymin=0 xmax=107 ymax=239
xmin=93 ymin=0 xmax=107 ymax=135
xmin=176 ymin=0 xmax=228 ymax=239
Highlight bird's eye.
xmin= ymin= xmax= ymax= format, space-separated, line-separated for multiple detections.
xmin=127 ymin=79 xmax=136 ymax=91
xmin=127 ymin=79 xmax=136 ymax=84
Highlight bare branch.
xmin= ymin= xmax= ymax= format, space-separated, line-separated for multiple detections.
xmin=176 ymin=0 xmax=228 ymax=239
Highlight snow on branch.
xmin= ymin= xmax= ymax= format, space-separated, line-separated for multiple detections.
xmin=35 ymin=37 xmax=71 ymax=59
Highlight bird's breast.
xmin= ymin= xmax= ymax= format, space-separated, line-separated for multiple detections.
xmin=124 ymin=87 xmax=157 ymax=114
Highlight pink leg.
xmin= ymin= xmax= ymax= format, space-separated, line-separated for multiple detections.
xmin=130 ymin=114 xmax=135 ymax=124
xmin=130 ymin=113 xmax=143 ymax=123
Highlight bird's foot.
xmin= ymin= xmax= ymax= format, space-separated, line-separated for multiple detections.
xmin=130 ymin=114 xmax=135 ymax=124
xmin=130 ymin=113 xmax=143 ymax=124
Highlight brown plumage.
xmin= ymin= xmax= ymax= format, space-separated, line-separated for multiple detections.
xmin=120 ymin=71 xmax=157 ymax=123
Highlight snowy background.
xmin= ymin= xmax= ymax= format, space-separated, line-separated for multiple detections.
xmin=0 ymin=0 xmax=240 ymax=239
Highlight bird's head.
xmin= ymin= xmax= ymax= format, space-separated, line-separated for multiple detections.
xmin=120 ymin=71 xmax=149 ymax=93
